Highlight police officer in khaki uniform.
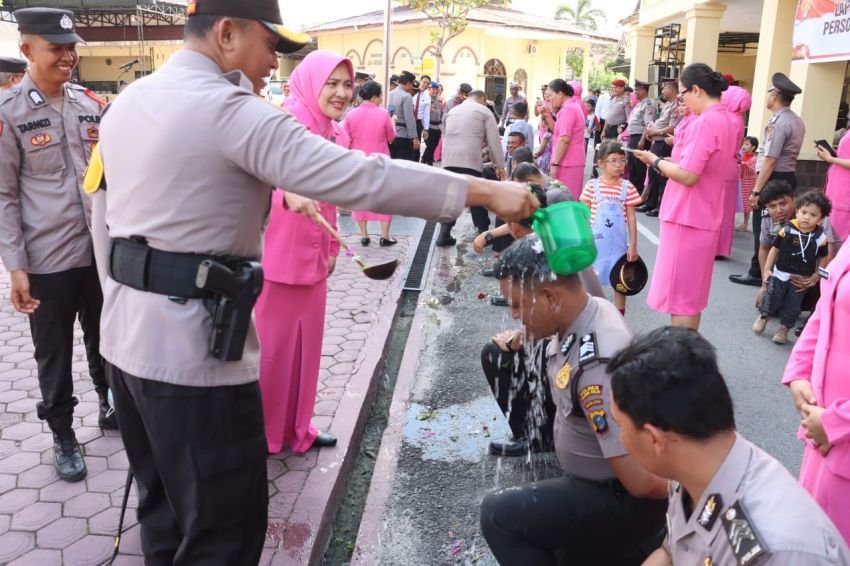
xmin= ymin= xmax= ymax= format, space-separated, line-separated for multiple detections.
xmin=639 ymin=78 xmax=680 ymax=215
xmin=610 ymin=327 xmax=850 ymax=566
xmin=0 ymin=56 xmax=27 ymax=91
xmin=604 ymin=78 xmax=632 ymax=139
xmin=626 ymin=79 xmax=657 ymax=195
xmin=0 ymin=8 xmax=114 ymax=484
xmin=480 ymin=236 xmax=667 ymax=565
xmin=92 ymin=0 xmax=537 ymax=561
xmin=730 ymin=72 xmax=805 ymax=287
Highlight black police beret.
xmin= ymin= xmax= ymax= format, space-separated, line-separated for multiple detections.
xmin=0 ymin=56 xmax=27 ymax=74
xmin=14 ymin=8 xmax=83 ymax=44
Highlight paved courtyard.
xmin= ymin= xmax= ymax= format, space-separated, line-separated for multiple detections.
xmin=0 ymin=232 xmax=413 ymax=565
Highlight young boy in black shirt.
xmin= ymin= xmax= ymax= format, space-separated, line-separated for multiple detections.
xmin=754 ymin=191 xmax=832 ymax=344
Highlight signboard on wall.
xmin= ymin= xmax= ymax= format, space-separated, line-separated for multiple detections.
xmin=793 ymin=0 xmax=850 ymax=63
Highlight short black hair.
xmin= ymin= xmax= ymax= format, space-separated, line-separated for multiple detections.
xmin=597 ymin=140 xmax=625 ymax=161
xmin=511 ymin=147 xmax=534 ymax=166
xmin=516 ymin=184 xmax=547 ymax=228
xmin=513 ymin=101 xmax=528 ymax=116
xmin=744 ymin=136 xmax=759 ymax=150
xmin=495 ymin=234 xmax=550 ymax=281
xmin=609 ymin=327 xmax=735 ymax=439
xmin=584 ymin=97 xmax=596 ymax=108
xmin=469 ymin=89 xmax=486 ymax=99
xmin=359 ymin=80 xmax=382 ymax=101
xmin=184 ymin=15 xmax=224 ymax=39
xmin=420 ymin=75 xmax=431 ymax=82
xmin=508 ymin=131 xmax=526 ymax=142
xmin=758 ymin=179 xmax=794 ymax=208
xmin=512 ymin=163 xmax=542 ymax=183
xmin=796 ymin=190 xmax=832 ymax=218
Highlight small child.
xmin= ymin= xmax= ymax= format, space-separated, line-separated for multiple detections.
xmin=579 ymin=141 xmax=642 ymax=315
xmin=737 ymin=136 xmax=758 ymax=231
xmin=754 ymin=191 xmax=832 ymax=344
xmin=503 ymin=101 xmax=535 ymax=152
xmin=584 ymin=98 xmax=598 ymax=153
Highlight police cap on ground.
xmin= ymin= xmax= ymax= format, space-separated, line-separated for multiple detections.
xmin=771 ymin=72 xmax=802 ymax=96
xmin=609 ymin=254 xmax=649 ymax=297
xmin=186 ymin=0 xmax=310 ymax=54
xmin=0 ymin=56 xmax=27 ymax=74
xmin=14 ymin=8 xmax=84 ymax=44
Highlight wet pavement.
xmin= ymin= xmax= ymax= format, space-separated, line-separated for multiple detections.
xmin=0 ymin=219 xmax=419 ymax=565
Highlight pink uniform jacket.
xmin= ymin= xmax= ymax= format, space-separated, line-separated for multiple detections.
xmin=343 ymin=101 xmax=396 ymax=156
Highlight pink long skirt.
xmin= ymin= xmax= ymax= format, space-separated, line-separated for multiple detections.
xmin=648 ymin=221 xmax=719 ymax=316
xmin=255 ymin=279 xmax=327 ymax=454
xmin=716 ymin=180 xmax=737 ymax=257
xmin=352 ymin=211 xmax=392 ymax=223
xmin=799 ymin=443 xmax=850 ymax=542
xmin=555 ymin=165 xmax=584 ymax=200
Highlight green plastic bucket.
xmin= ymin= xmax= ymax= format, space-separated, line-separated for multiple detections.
xmin=532 ymin=201 xmax=597 ymax=275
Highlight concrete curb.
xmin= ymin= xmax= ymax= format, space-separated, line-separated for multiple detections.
xmin=272 ymin=240 xmax=415 ymax=566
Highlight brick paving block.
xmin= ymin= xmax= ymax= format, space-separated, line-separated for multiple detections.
xmin=0 ymin=452 xmax=40 ymax=475
xmin=115 ymin=524 xmax=142 ymax=556
xmin=76 ymin=426 xmax=102 ymax=445
xmin=321 ymin=378 xmax=348 ymax=389
xmin=5 ymin=397 xmax=37 ymax=414
xmin=311 ymin=416 xmax=332 ymax=431
xmin=318 ymin=356 xmax=334 ymax=370
xmin=0 ymin=439 xmax=16 ymax=459
xmin=40 ymin=478 xmax=87 ymax=502
xmin=346 ymin=331 xmax=368 ymax=341
xmin=81 ymin=412 xmax=101 ymax=428
xmin=2 ymin=421 xmax=43 ymax=441
xmin=14 ymin=357 xmax=36 ymax=369
xmin=0 ymin=488 xmax=38 ymax=514
xmin=274 ymin=470 xmax=308 ymax=493
xmin=0 ymin=389 xmax=27 ymax=403
xmin=88 ymin=506 xmax=137 ymax=535
xmin=85 ymin=435 xmax=124 ymax=457
xmin=322 ymin=335 xmax=345 ymax=346
xmin=340 ymin=339 xmax=365 ymax=351
xmin=0 ymin=473 xmax=16 ymax=495
xmin=37 ymin=517 xmax=87 ymax=549
xmin=111 ymin=556 xmax=145 ymax=565
xmin=266 ymin=458 xmax=287 ymax=481
xmin=9 ymin=548 xmax=62 ymax=566
xmin=0 ymin=531 xmax=34 ymax=563
xmin=107 ymin=450 xmax=130 ymax=470
xmin=0 ymin=381 xmax=10 ymax=392
xmin=87 ymin=469 xmax=128 ymax=493
xmin=328 ymin=362 xmax=356 ymax=375
xmin=10 ymin=376 xmax=37 ymax=390
xmin=9 ymin=322 xmax=29 ymax=333
xmin=2 ymin=351 xmax=31 ymax=363
xmin=283 ymin=451 xmax=318 ymax=472
xmin=327 ymin=319 xmax=352 ymax=329
xmin=5 ymin=337 xmax=30 ymax=347
xmin=11 ymin=501 xmax=61 ymax=530
xmin=0 ymin=514 xmax=9 ymax=536
xmin=333 ymin=350 xmax=359 ymax=363
xmin=85 ymin=456 xmax=109 ymax=478
xmin=267 ymin=491 xmax=298 ymax=518
xmin=110 ymin=485 xmax=137 ymax=508
xmin=65 ymin=491 xmax=110 ymax=518
xmin=316 ymin=387 xmax=345 ymax=401
xmin=74 ymin=401 xmax=99 ymax=417
xmin=0 ymin=413 xmax=22 ymax=428
xmin=312 ymin=400 xmax=339 ymax=416
xmin=62 ymin=533 xmax=114 ymax=565
xmin=324 ymin=327 xmax=348 ymax=337
xmin=19 ymin=432 xmax=54 ymax=453
xmin=17 ymin=464 xmax=58 ymax=488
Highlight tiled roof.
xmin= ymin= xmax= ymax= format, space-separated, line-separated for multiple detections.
xmin=306 ymin=5 xmax=617 ymax=42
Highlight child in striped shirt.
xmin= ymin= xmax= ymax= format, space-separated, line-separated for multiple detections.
xmin=580 ymin=141 xmax=642 ymax=314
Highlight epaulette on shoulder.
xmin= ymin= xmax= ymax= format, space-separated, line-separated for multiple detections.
xmin=83 ymin=88 xmax=107 ymax=108
xmin=721 ymin=500 xmax=768 ymax=566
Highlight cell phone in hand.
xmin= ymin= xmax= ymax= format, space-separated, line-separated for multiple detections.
xmin=814 ymin=140 xmax=837 ymax=158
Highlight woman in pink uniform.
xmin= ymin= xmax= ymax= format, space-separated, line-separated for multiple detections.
xmin=817 ymin=125 xmax=850 ymax=248
xmin=716 ymin=85 xmax=752 ymax=258
xmin=635 ymin=64 xmax=738 ymax=330
xmin=344 ymin=80 xmax=398 ymax=247
xmin=255 ymin=51 xmax=354 ymax=453
xmin=548 ymin=79 xmax=586 ymax=199
xmin=783 ymin=241 xmax=850 ymax=542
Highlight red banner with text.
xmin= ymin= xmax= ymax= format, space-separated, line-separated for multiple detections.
xmin=793 ymin=0 xmax=850 ymax=63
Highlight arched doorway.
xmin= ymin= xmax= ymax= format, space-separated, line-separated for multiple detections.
xmin=513 ymin=68 xmax=528 ymax=97
xmin=483 ymin=58 xmax=507 ymax=120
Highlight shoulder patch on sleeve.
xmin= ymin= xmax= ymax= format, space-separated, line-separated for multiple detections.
xmin=721 ymin=500 xmax=768 ymax=566
xmin=84 ymin=89 xmax=107 ymax=109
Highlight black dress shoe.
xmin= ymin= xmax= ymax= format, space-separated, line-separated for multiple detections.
xmin=313 ymin=432 xmax=337 ymax=448
xmin=645 ymin=209 xmax=660 ymax=217
xmin=714 ymin=255 xmax=727 ymax=261
xmin=490 ymin=295 xmax=508 ymax=307
xmin=728 ymin=273 xmax=762 ymax=287
xmin=489 ymin=437 xmax=529 ymax=457
xmin=635 ymin=204 xmax=649 ymax=212
xmin=361 ymin=237 xmax=371 ymax=246
xmin=435 ymin=237 xmax=456 ymax=247
xmin=379 ymin=237 xmax=398 ymax=247
xmin=53 ymin=431 xmax=87 ymax=482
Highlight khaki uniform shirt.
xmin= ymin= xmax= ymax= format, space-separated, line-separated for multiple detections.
xmin=665 ymin=434 xmax=850 ymax=565
xmin=605 ymin=94 xmax=632 ymax=126
xmin=627 ymin=97 xmax=657 ymax=135
xmin=546 ymin=296 xmax=631 ymax=480
xmin=0 ymin=74 xmax=102 ymax=273
xmin=441 ymin=100 xmax=505 ymax=173
xmin=652 ymin=100 xmax=681 ymax=142
xmin=388 ymin=87 xmax=417 ymax=139
xmin=758 ymin=107 xmax=805 ymax=173
xmin=96 ymin=50 xmax=467 ymax=387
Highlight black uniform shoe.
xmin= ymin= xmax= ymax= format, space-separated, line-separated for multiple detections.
xmin=53 ymin=430 xmax=87 ymax=482
xmin=728 ymin=273 xmax=762 ymax=287
xmin=435 ymin=237 xmax=456 ymax=247
xmin=489 ymin=437 xmax=530 ymax=457
xmin=313 ymin=432 xmax=337 ymax=448
xmin=361 ymin=237 xmax=371 ymax=246
xmin=635 ymin=204 xmax=649 ymax=212
xmin=490 ymin=296 xmax=508 ymax=306
xmin=379 ymin=237 xmax=398 ymax=247
xmin=96 ymin=389 xmax=118 ymax=430
xmin=645 ymin=209 xmax=660 ymax=217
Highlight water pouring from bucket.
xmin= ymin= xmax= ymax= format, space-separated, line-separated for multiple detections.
xmin=531 ymin=201 xmax=597 ymax=275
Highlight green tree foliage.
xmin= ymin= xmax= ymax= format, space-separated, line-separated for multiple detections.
xmin=406 ymin=0 xmax=509 ymax=79
xmin=554 ymin=0 xmax=606 ymax=31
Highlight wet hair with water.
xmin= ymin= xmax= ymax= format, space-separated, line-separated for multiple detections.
xmin=796 ymin=190 xmax=832 ymax=218
xmin=609 ymin=327 xmax=736 ymax=439
xmin=494 ymin=234 xmax=554 ymax=282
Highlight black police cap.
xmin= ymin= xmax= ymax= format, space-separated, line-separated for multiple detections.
xmin=186 ymin=0 xmax=310 ymax=54
xmin=609 ymin=254 xmax=649 ymax=297
xmin=14 ymin=8 xmax=83 ymax=45
xmin=0 ymin=56 xmax=27 ymax=74
xmin=771 ymin=72 xmax=802 ymax=96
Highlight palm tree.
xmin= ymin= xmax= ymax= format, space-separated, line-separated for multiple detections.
xmin=555 ymin=0 xmax=607 ymax=31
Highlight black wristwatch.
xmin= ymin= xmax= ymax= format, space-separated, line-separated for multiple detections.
xmin=484 ymin=231 xmax=494 ymax=245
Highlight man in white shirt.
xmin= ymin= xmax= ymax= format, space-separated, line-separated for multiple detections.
xmin=413 ymin=74 xmax=431 ymax=140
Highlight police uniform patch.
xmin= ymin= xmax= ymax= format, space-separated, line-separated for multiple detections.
xmin=31 ymin=132 xmax=51 ymax=146
xmin=28 ymin=90 xmax=45 ymax=106
xmin=579 ymin=384 xmax=601 ymax=400
xmin=722 ymin=500 xmax=767 ymax=566
xmin=87 ymin=126 xmax=99 ymax=139
xmin=65 ymin=86 xmax=77 ymax=101
xmin=588 ymin=409 xmax=608 ymax=434
xmin=578 ymin=333 xmax=598 ymax=365
xmin=583 ymin=398 xmax=602 ymax=410
xmin=555 ymin=363 xmax=571 ymax=390
xmin=560 ymin=333 xmax=576 ymax=356
xmin=60 ymin=14 xmax=73 ymax=30
xmin=698 ymin=493 xmax=722 ymax=531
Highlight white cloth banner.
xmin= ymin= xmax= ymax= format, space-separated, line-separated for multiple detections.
xmin=793 ymin=0 xmax=850 ymax=63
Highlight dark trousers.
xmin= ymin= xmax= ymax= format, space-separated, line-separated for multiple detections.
xmin=627 ymin=133 xmax=648 ymax=191
xmin=748 ymin=171 xmax=798 ymax=278
xmin=481 ymin=475 xmax=666 ymax=566
xmin=389 ymin=137 xmax=417 ymax=162
xmin=440 ymin=167 xmax=489 ymax=236
xmin=761 ymin=276 xmax=806 ymax=327
xmin=28 ymin=265 xmax=107 ymax=428
xmin=643 ymin=140 xmax=671 ymax=209
xmin=604 ymin=124 xmax=621 ymax=139
xmin=421 ymin=128 xmax=442 ymax=165
xmin=480 ymin=341 xmax=554 ymax=450
xmin=106 ymin=363 xmax=268 ymax=565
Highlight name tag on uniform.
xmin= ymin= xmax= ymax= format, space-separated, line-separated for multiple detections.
xmin=818 ymin=267 xmax=830 ymax=280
